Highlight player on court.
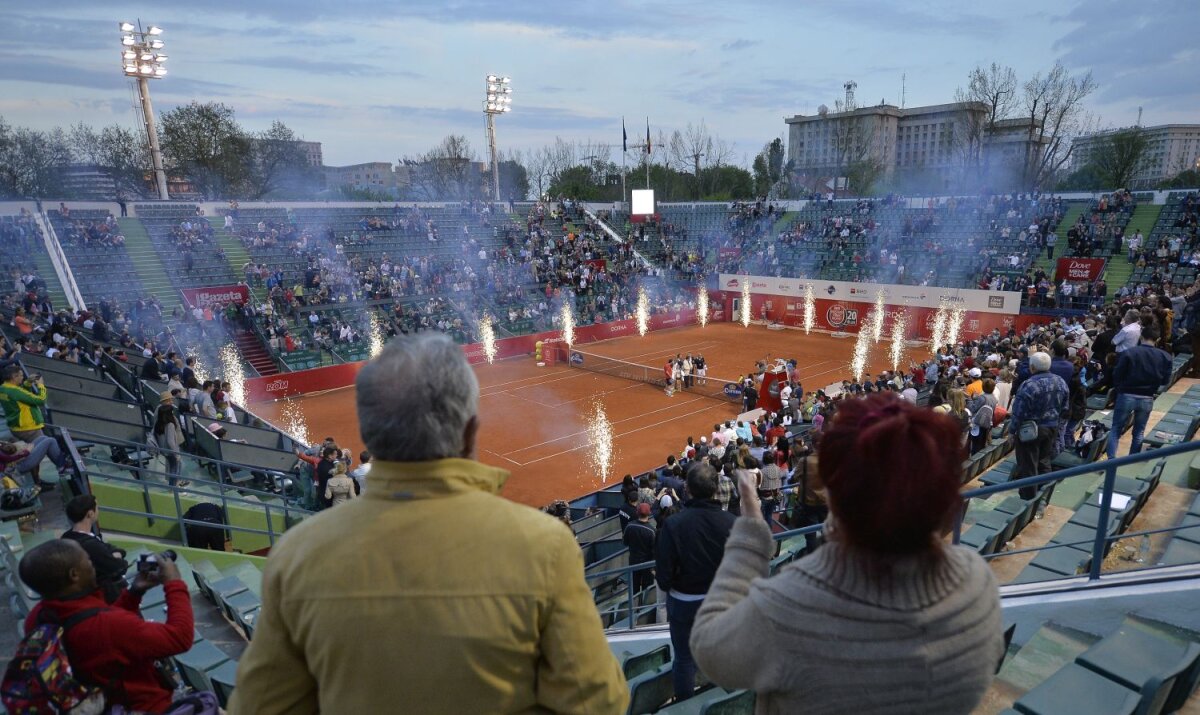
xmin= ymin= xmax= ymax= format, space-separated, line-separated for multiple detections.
xmin=695 ymin=354 xmax=707 ymax=386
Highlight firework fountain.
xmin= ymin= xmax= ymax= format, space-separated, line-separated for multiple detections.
xmin=890 ymin=311 xmax=908 ymax=372
xmin=803 ymin=284 xmax=815 ymax=334
xmin=279 ymin=399 xmax=312 ymax=447
xmin=560 ymin=301 xmax=576 ymax=348
xmin=946 ymin=307 xmax=966 ymax=350
xmin=367 ymin=312 xmax=385 ymax=358
xmin=740 ymin=277 xmax=751 ymax=327
xmin=478 ymin=313 xmax=497 ymax=364
xmin=636 ymin=286 xmax=650 ymax=336
xmin=870 ymin=290 xmax=886 ymax=343
xmin=218 ymin=343 xmax=246 ymax=406
xmin=697 ymin=288 xmax=709 ymax=328
xmin=850 ymin=325 xmax=871 ymax=381
xmin=586 ymin=401 xmax=615 ymax=483
xmin=930 ymin=304 xmax=949 ymax=355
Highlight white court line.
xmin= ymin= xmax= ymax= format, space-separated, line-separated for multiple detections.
xmin=600 ymin=340 xmax=720 ymax=364
xmin=516 ymin=400 xmax=727 ymax=467
xmin=478 ymin=367 xmax=573 ymax=393
xmin=505 ymin=396 xmax=710 ymax=455
xmin=482 ymin=448 xmax=522 ymax=466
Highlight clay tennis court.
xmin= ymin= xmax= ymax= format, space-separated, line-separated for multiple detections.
xmin=250 ymin=322 xmax=914 ymax=507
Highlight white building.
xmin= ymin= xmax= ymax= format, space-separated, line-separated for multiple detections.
xmin=1071 ymin=124 xmax=1200 ymax=188
xmin=786 ymin=99 xmax=1045 ymax=193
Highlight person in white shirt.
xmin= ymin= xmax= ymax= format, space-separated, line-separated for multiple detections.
xmin=349 ymin=451 xmax=371 ymax=494
xmin=1113 ymin=309 xmax=1142 ymax=353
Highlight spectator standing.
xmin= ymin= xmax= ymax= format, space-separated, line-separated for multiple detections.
xmin=18 ymin=541 xmax=194 ymax=713
xmin=1009 ymin=352 xmax=1069 ymax=499
xmin=349 ymin=450 xmax=371 ymax=494
xmin=1106 ymin=324 xmax=1173 ymax=459
xmin=622 ymin=503 xmax=657 ymax=595
xmin=0 ymin=365 xmax=49 ymax=442
xmin=690 ymin=393 xmax=1002 ymax=714
xmin=655 ymin=462 xmax=737 ymax=702
xmin=231 ymin=334 xmax=627 ymax=714
xmin=1112 ymin=309 xmax=1142 ymax=353
xmin=323 ymin=462 xmax=357 ymax=506
xmin=183 ymin=502 xmax=228 ymax=551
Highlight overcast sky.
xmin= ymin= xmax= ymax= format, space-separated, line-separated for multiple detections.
xmin=3 ymin=0 xmax=1197 ymax=167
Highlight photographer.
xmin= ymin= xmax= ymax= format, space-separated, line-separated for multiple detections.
xmin=18 ymin=540 xmax=194 ymax=713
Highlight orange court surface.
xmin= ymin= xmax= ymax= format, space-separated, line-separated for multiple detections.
xmin=250 ymin=322 xmax=914 ymax=507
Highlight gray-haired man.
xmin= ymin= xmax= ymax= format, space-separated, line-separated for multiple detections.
xmin=232 ymin=334 xmax=628 ymax=713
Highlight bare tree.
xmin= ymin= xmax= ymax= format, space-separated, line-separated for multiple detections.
xmin=68 ymin=122 xmax=151 ymax=197
xmin=952 ymin=63 xmax=1018 ymax=178
xmin=402 ymin=134 xmax=483 ymax=201
xmin=1021 ymin=62 xmax=1096 ymax=189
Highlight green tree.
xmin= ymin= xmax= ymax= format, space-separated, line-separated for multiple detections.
xmin=402 ymin=135 xmax=483 ymax=201
xmin=159 ymin=101 xmax=252 ymax=198
xmin=0 ymin=118 xmax=71 ymax=198
xmin=498 ymin=158 xmax=529 ymax=201
xmin=1090 ymin=127 xmax=1150 ymax=189
xmin=246 ymin=120 xmax=314 ymax=199
xmin=1158 ymin=168 xmax=1200 ymax=189
xmin=69 ymin=122 xmax=151 ymax=198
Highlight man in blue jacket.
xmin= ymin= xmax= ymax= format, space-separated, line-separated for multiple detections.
xmin=1107 ymin=324 xmax=1173 ymax=459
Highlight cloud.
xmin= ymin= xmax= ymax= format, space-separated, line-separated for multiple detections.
xmin=720 ymin=39 xmax=758 ymax=52
xmin=1053 ymin=0 xmax=1200 ymax=107
xmin=222 ymin=56 xmax=421 ymax=79
xmin=0 ymin=54 xmax=125 ymax=91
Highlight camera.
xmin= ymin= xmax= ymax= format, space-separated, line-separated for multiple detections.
xmin=137 ymin=549 xmax=177 ymax=574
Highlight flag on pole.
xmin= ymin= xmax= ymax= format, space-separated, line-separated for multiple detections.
xmin=622 ymin=118 xmax=627 ymax=152
xmin=645 ymin=119 xmax=652 ymax=155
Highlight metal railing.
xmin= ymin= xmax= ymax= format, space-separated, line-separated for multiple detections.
xmin=597 ymin=439 xmax=1200 ymax=631
xmin=62 ymin=431 xmax=313 ymax=549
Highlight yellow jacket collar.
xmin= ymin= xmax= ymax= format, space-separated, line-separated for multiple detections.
xmin=364 ymin=458 xmax=510 ymax=500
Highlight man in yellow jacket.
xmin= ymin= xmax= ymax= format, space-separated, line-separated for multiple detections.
xmin=0 ymin=365 xmax=49 ymax=440
xmin=230 ymin=334 xmax=628 ymax=714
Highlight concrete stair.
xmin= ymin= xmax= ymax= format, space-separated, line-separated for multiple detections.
xmin=117 ymin=218 xmax=182 ymax=315
xmin=1104 ymin=204 xmax=1161 ymax=294
xmin=233 ymin=328 xmax=277 ymax=377
xmin=28 ymin=246 xmax=69 ymax=310
xmin=1033 ymin=202 xmax=1089 ymax=277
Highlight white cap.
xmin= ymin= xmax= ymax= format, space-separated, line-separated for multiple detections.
xmin=659 ymin=494 xmax=674 ymax=508
xmin=968 ymin=367 xmax=982 ymax=378
xmin=699 ymin=437 xmax=707 ymax=443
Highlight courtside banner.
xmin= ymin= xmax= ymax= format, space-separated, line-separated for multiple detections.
xmin=1055 ymin=257 xmax=1106 ymax=282
xmin=181 ymin=284 xmax=250 ymax=310
xmin=718 ymin=274 xmax=1021 ymax=315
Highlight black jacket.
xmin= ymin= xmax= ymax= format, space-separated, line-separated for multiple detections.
xmin=655 ymin=499 xmax=736 ymax=597
xmin=623 ymin=520 xmax=657 ymax=565
xmin=61 ymin=530 xmax=128 ymax=585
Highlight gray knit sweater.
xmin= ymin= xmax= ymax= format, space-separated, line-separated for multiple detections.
xmin=691 ymin=517 xmax=1003 ymax=714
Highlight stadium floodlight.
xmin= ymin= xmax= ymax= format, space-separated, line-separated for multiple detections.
xmin=119 ymin=20 xmax=169 ymax=200
xmin=483 ymin=73 xmax=512 ymax=202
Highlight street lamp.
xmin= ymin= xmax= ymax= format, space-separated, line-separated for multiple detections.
xmin=120 ymin=20 xmax=169 ymax=200
xmin=483 ymin=74 xmax=512 ymax=202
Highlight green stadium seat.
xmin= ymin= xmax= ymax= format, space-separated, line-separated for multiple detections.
xmin=1029 ymin=544 xmax=1091 ymax=577
xmin=1075 ymin=626 xmax=1200 ymax=715
xmin=1013 ymin=663 xmax=1140 ymax=715
xmin=621 ymin=645 xmax=671 ymax=681
xmin=209 ymin=659 xmax=238 ymax=708
xmin=173 ymin=639 xmax=231 ymax=692
xmin=626 ymin=663 xmax=675 ymax=715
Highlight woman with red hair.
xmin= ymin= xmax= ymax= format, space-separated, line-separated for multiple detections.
xmin=691 ymin=393 xmax=1003 ymax=714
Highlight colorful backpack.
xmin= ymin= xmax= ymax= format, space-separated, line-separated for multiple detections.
xmin=0 ymin=608 xmax=107 ymax=714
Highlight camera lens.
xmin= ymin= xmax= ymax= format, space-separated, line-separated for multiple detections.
xmin=162 ymin=549 xmax=178 ymax=561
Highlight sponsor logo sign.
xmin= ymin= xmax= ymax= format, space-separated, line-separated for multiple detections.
xmin=988 ymin=296 xmax=1005 ymax=309
xmin=826 ymin=304 xmax=859 ymax=328
xmin=723 ymin=383 xmax=742 ymax=399
xmin=180 ymin=284 xmax=250 ymax=310
xmin=264 ymin=379 xmax=289 ymax=393
xmin=1055 ymin=257 xmax=1106 ymax=282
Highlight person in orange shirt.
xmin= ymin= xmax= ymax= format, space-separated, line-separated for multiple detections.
xmin=12 ymin=308 xmax=33 ymax=336
xmin=964 ymin=367 xmax=984 ymax=398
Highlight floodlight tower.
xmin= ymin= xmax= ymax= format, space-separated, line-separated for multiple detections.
xmin=484 ymin=75 xmax=512 ymax=202
xmin=120 ymin=21 xmax=169 ymax=200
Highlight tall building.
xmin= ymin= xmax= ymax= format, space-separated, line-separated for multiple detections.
xmin=324 ymin=162 xmax=400 ymax=194
xmin=296 ymin=140 xmax=324 ymax=168
xmin=1071 ymin=124 xmax=1200 ymax=188
xmin=785 ymin=99 xmax=1046 ymax=193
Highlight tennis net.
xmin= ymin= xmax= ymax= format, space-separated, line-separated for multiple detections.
xmin=563 ymin=346 xmax=743 ymax=404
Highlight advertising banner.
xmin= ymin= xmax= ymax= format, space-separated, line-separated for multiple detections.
xmin=181 ymin=284 xmax=250 ymax=310
xmin=718 ymin=274 xmax=1021 ymax=315
xmin=1055 ymin=257 xmax=1106 ymax=282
